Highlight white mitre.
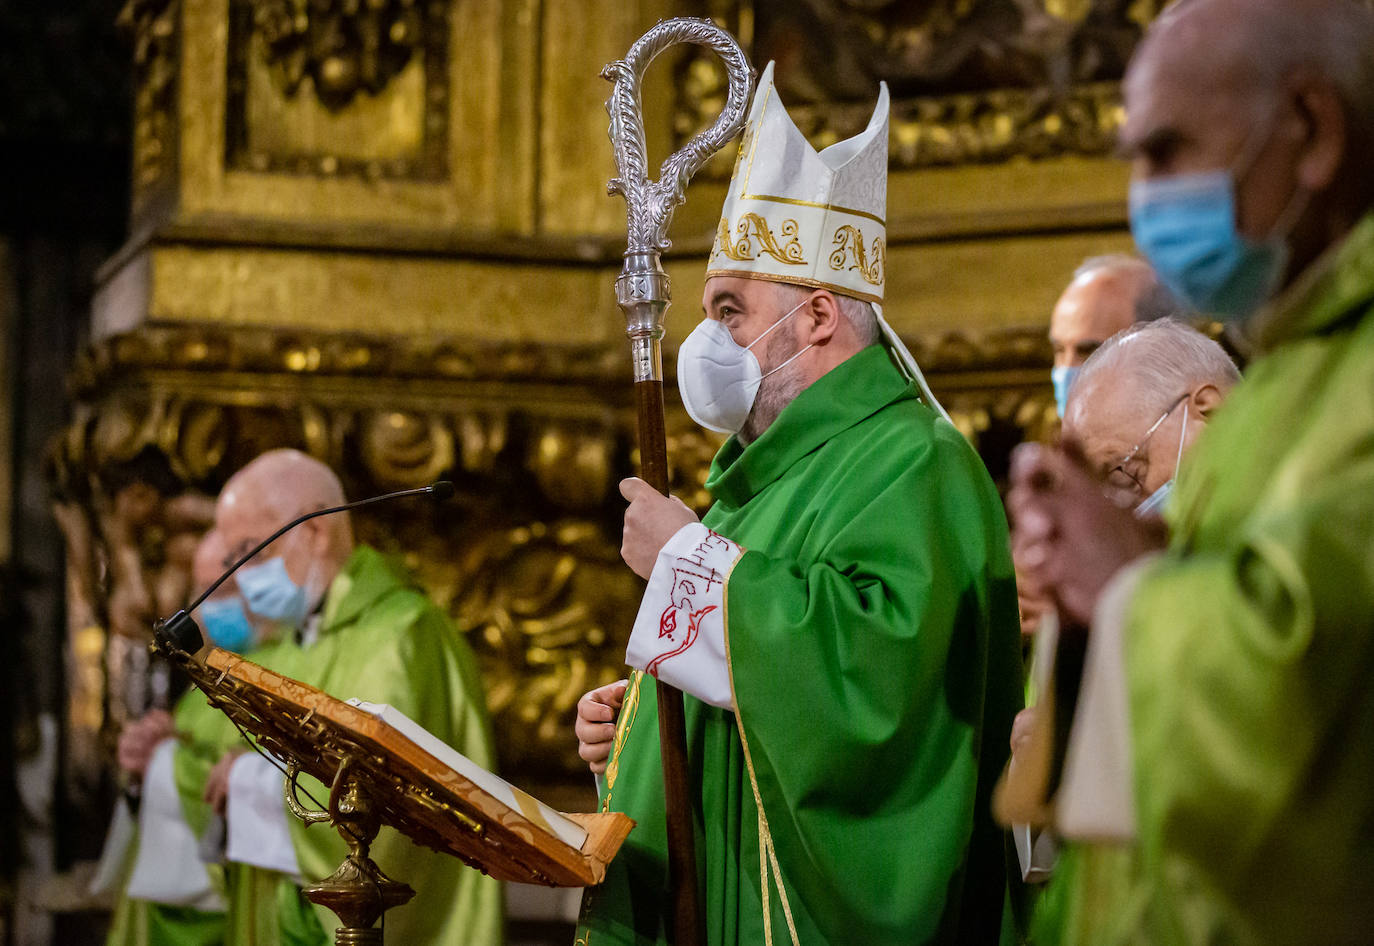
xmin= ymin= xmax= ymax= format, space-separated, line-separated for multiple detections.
xmin=707 ymin=61 xmax=889 ymax=303
xmin=707 ymin=62 xmax=952 ymax=422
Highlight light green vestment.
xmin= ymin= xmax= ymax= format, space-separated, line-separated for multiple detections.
xmin=109 ymin=544 xmax=504 ymax=946
xmin=1037 ymin=213 xmax=1374 ymax=945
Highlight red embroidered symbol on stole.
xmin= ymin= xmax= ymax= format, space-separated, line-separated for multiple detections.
xmin=646 ymin=605 xmax=716 ymax=678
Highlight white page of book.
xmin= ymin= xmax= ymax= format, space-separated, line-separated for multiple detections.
xmin=346 ymin=699 xmax=589 ymax=849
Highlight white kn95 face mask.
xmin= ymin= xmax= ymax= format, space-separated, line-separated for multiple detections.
xmin=676 ymin=298 xmax=811 ymax=434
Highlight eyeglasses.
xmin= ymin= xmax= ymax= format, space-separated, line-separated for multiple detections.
xmin=1106 ymin=393 xmax=1189 ymax=495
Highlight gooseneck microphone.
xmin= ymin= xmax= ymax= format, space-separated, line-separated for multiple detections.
xmin=155 ymin=480 xmax=456 ymax=653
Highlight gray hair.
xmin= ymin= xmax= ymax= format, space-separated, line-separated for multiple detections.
xmin=1069 ymin=318 xmax=1240 ymax=418
xmin=775 ymin=284 xmax=880 ymax=346
xmin=1072 ymin=253 xmax=1187 ymax=324
xmin=836 ymin=294 xmax=880 ymax=346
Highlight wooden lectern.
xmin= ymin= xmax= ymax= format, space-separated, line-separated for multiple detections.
xmin=151 ymin=634 xmax=632 ymax=945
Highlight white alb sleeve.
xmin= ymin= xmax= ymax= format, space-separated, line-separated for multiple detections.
xmin=1056 ymin=556 xmax=1157 ymax=842
xmin=625 ymin=523 xmax=745 ymax=709
xmin=225 ymin=752 xmax=302 ymax=876
xmin=127 ymin=739 xmax=225 ymax=909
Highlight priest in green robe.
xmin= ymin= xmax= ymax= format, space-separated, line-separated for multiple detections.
xmin=1008 ymin=1 xmax=1374 ymax=942
xmin=110 ymin=450 xmax=503 ymax=946
xmin=575 ymin=63 xmax=1023 ymax=945
xmin=106 ymin=530 xmax=264 ymax=946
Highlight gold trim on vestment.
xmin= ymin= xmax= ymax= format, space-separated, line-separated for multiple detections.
xmin=723 ymin=550 xmax=801 ymax=946
xmin=599 ymin=671 xmax=643 ymax=813
xmin=739 ymin=90 xmax=769 ymax=199
xmin=738 ymin=89 xmax=884 ymax=225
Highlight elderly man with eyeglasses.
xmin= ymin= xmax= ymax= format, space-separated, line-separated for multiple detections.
xmin=1005 ymin=319 xmax=1238 ymax=883
xmin=1062 ymin=319 xmax=1239 ymax=518
xmin=1009 ymin=0 xmax=1374 ymax=940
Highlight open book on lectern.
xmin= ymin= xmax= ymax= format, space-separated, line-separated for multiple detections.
xmin=344 ymin=699 xmax=588 ymax=849
xmin=194 ymin=648 xmax=632 ymax=888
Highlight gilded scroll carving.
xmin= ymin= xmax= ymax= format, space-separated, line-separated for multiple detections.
xmin=224 ymin=0 xmax=449 ymax=178
xmin=118 ymin=0 xmax=179 ymax=211
xmin=248 ymin=0 xmax=424 ymax=110
xmin=680 ymin=0 xmax=1164 ymax=172
xmin=828 ymin=225 xmax=885 ymax=286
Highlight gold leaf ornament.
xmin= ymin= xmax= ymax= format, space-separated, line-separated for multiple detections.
xmin=829 ymin=225 xmax=885 ymax=286
xmin=714 ymin=214 xmax=807 ymax=265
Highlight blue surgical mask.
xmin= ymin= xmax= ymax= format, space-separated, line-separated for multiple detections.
xmin=1051 ymin=365 xmax=1079 ymax=418
xmin=1129 ymin=110 xmax=1310 ymax=323
xmin=234 ymin=556 xmax=309 ymax=629
xmin=199 ymin=597 xmax=256 ymax=652
xmin=1134 ymin=479 xmax=1174 ymax=519
xmin=1133 ymin=400 xmax=1189 ymax=519
xmin=1129 ymin=171 xmax=1288 ymax=321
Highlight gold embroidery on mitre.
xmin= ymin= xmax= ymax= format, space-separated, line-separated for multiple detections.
xmin=715 ymin=214 xmax=808 ymax=265
xmin=828 ymin=225 xmax=886 ymax=286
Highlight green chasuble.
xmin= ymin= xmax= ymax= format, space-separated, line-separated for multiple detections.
xmin=1036 ymin=213 xmax=1374 ymax=945
xmin=578 ymin=345 xmax=1024 ymax=945
xmin=112 ymin=545 xmax=503 ymax=946
xmin=244 ymin=544 xmax=504 ymax=946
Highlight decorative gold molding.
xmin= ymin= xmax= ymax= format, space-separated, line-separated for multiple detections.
xmin=118 ymin=0 xmax=180 ymax=216
xmin=225 ymin=0 xmax=450 ymax=179
xmin=677 ymin=1 xmax=1158 ymax=176
xmin=248 ymin=0 xmax=424 ymax=109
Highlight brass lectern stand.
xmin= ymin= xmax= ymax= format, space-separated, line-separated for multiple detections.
xmin=152 ymin=635 xmax=633 ymax=945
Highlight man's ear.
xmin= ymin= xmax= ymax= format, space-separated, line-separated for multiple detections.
xmin=303 ymin=516 xmax=331 ymax=562
xmin=804 ymin=290 xmax=842 ymax=345
xmin=1191 ymin=382 xmax=1225 ymax=418
xmin=1290 ymin=72 xmax=1346 ymax=196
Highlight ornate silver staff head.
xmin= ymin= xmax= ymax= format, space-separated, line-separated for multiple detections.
xmin=603 ymin=19 xmax=753 ymax=382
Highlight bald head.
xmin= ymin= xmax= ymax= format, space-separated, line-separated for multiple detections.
xmin=1130 ymin=0 xmax=1374 ymax=123
xmin=220 ymin=449 xmax=346 ymax=524
xmin=1123 ymin=0 xmax=1374 ymax=284
xmin=215 ymin=450 xmax=354 ymax=613
xmin=1050 ymin=256 xmax=1178 ymax=369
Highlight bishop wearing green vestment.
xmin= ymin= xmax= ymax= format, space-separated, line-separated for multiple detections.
xmin=576 ymin=64 xmax=1023 ymax=946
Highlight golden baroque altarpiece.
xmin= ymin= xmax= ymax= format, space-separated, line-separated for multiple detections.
xmin=57 ymin=0 xmax=1156 ymax=804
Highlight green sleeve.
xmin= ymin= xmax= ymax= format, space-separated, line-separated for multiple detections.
xmin=1121 ymin=450 xmax=1374 ymax=944
xmin=724 ymin=427 xmax=1021 ymax=944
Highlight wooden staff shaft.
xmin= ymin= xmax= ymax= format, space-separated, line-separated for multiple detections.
xmin=634 ymin=378 xmax=704 ymax=946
